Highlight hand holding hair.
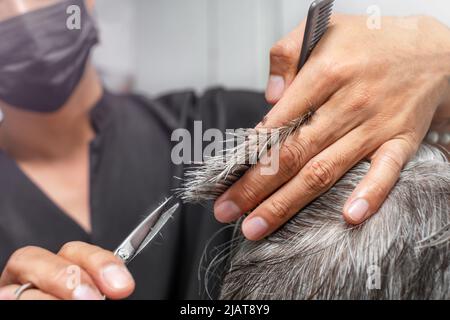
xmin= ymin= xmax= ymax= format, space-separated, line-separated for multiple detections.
xmin=214 ymin=14 xmax=450 ymax=240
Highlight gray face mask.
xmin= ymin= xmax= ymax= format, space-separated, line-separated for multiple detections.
xmin=0 ymin=0 xmax=99 ymax=113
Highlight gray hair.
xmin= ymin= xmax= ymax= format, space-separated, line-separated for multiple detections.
xmin=178 ymin=111 xmax=314 ymax=203
xmin=219 ymin=144 xmax=450 ymax=299
xmin=178 ymin=113 xmax=450 ymax=299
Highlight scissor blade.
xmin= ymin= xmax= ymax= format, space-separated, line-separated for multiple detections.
xmin=129 ymin=196 xmax=178 ymax=249
xmin=114 ymin=196 xmax=179 ymax=263
xmin=134 ymin=201 xmax=179 ymax=257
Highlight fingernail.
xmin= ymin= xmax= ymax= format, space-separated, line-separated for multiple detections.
xmin=72 ymin=284 xmax=103 ymax=300
xmin=101 ymin=264 xmax=133 ymax=290
xmin=347 ymin=198 xmax=370 ymax=223
xmin=266 ymin=75 xmax=285 ymax=102
xmin=243 ymin=217 xmax=269 ymax=240
xmin=214 ymin=200 xmax=241 ymax=223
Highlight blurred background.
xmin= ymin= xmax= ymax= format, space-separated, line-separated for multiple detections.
xmin=92 ymin=0 xmax=450 ymax=96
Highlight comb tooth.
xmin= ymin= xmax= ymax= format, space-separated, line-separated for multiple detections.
xmin=313 ymin=19 xmax=330 ymax=33
xmin=310 ymin=37 xmax=324 ymax=48
xmin=311 ymin=24 xmax=330 ymax=42
xmin=311 ymin=27 xmax=327 ymax=41
xmin=316 ymin=8 xmax=333 ymax=24
xmin=317 ymin=7 xmax=333 ymax=20
xmin=311 ymin=31 xmax=325 ymax=42
xmin=314 ymin=16 xmax=330 ymax=30
xmin=319 ymin=3 xmax=333 ymax=12
xmin=318 ymin=7 xmax=332 ymax=17
xmin=311 ymin=14 xmax=332 ymax=37
xmin=318 ymin=10 xmax=333 ymax=22
xmin=318 ymin=2 xmax=334 ymax=13
xmin=309 ymin=41 xmax=320 ymax=51
xmin=309 ymin=32 xmax=329 ymax=49
xmin=313 ymin=18 xmax=331 ymax=35
xmin=311 ymin=25 xmax=329 ymax=41
xmin=315 ymin=11 xmax=332 ymax=28
xmin=318 ymin=10 xmax=333 ymax=21
xmin=310 ymin=31 xmax=327 ymax=45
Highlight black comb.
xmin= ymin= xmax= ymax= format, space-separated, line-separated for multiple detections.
xmin=298 ymin=0 xmax=335 ymax=71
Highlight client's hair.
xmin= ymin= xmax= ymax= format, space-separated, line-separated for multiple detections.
xmin=179 ymin=112 xmax=449 ymax=299
xmin=220 ymin=144 xmax=450 ymax=299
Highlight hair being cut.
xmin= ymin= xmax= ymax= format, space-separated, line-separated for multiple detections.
xmin=179 ymin=115 xmax=450 ymax=299
xmin=219 ymin=144 xmax=450 ymax=299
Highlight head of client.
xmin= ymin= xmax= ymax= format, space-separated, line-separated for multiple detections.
xmin=219 ymin=144 xmax=449 ymax=300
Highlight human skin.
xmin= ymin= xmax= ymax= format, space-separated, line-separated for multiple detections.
xmin=0 ymin=0 xmax=135 ymax=300
xmin=214 ymin=14 xmax=450 ymax=241
xmin=1 ymin=9 xmax=449 ymax=299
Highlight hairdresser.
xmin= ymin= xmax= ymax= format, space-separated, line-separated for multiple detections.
xmin=0 ymin=0 xmax=266 ymax=300
xmin=0 ymin=0 xmax=448 ymax=300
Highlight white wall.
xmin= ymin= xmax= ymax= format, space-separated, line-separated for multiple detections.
xmin=93 ymin=0 xmax=450 ymax=96
xmin=93 ymin=0 xmax=137 ymax=91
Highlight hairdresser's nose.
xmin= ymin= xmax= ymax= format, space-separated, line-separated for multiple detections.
xmin=265 ymin=20 xmax=307 ymax=104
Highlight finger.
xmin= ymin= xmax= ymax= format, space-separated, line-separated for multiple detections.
xmin=241 ymin=126 xmax=379 ymax=240
xmin=19 ymin=288 xmax=59 ymax=300
xmin=343 ymin=138 xmax=415 ymax=224
xmin=214 ymin=86 xmax=367 ymax=223
xmin=266 ymin=22 xmax=306 ymax=104
xmin=262 ymin=55 xmax=350 ymax=130
xmin=0 ymin=285 xmax=17 ymax=300
xmin=58 ymin=242 xmax=135 ymax=300
xmin=0 ymin=285 xmax=58 ymax=300
xmin=0 ymin=246 xmax=102 ymax=300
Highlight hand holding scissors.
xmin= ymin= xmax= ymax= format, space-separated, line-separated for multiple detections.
xmin=0 ymin=197 xmax=179 ymax=300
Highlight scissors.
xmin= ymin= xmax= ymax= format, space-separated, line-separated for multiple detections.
xmin=114 ymin=196 xmax=180 ymax=264
xmin=14 ymin=197 xmax=180 ymax=299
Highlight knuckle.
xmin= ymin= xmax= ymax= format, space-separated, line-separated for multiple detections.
xmin=346 ymin=90 xmax=371 ymax=113
xmin=279 ymin=141 xmax=306 ymax=178
xmin=240 ymin=184 xmax=261 ymax=204
xmin=333 ymin=152 xmax=350 ymax=169
xmin=85 ymin=250 xmax=110 ymax=268
xmin=361 ymin=116 xmax=388 ymax=135
xmin=6 ymin=246 xmax=38 ymax=272
xmin=270 ymin=39 xmax=298 ymax=63
xmin=303 ymin=159 xmax=336 ymax=193
xmin=377 ymin=151 xmax=404 ymax=174
xmin=365 ymin=176 xmax=390 ymax=197
xmin=279 ymin=136 xmax=312 ymax=173
xmin=401 ymin=129 xmax=420 ymax=147
xmin=318 ymin=60 xmax=344 ymax=84
xmin=316 ymin=59 xmax=357 ymax=86
xmin=267 ymin=196 xmax=292 ymax=220
xmin=9 ymin=246 xmax=36 ymax=264
xmin=58 ymin=241 xmax=84 ymax=257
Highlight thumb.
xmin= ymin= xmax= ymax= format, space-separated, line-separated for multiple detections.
xmin=343 ymin=138 xmax=415 ymax=224
xmin=266 ymin=22 xmax=306 ymax=104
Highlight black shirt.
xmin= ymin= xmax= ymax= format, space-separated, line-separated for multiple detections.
xmin=0 ymin=88 xmax=268 ymax=299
